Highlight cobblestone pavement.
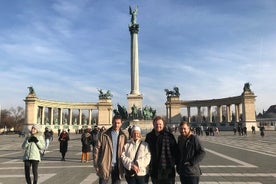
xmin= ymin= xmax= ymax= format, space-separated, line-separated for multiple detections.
xmin=0 ymin=131 xmax=275 ymax=184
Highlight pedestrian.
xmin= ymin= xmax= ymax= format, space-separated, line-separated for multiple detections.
xmin=260 ymin=126 xmax=265 ymax=137
xmin=43 ymin=127 xmax=53 ymax=155
xmin=93 ymin=115 xmax=127 ymax=184
xmin=22 ymin=124 xmax=45 ymax=184
xmin=91 ymin=126 xmax=100 ymax=147
xmin=58 ymin=129 xmax=70 ymax=161
xmin=243 ymin=126 xmax=247 ymax=136
xmin=121 ymin=125 xmax=151 ymax=184
xmin=177 ymin=121 xmax=205 ymax=184
xmin=251 ymin=125 xmax=256 ymax=134
xmin=215 ymin=127 xmax=220 ymax=136
xmin=81 ymin=128 xmax=93 ymax=163
xmin=145 ymin=116 xmax=177 ymax=184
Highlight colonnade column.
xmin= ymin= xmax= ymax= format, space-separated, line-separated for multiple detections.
xmin=41 ymin=106 xmax=45 ymax=125
xmin=217 ymin=105 xmax=222 ymax=122
xmin=166 ymin=105 xmax=170 ymax=123
xmin=88 ymin=109 xmax=92 ymax=126
xmin=235 ymin=104 xmax=240 ymax=122
xmin=69 ymin=109 xmax=73 ymax=125
xmin=58 ymin=108 xmax=63 ymax=125
xmin=187 ymin=106 xmax=191 ymax=123
xmin=197 ymin=106 xmax=201 ymax=123
xmin=49 ymin=107 xmax=53 ymax=125
xmin=208 ymin=106 xmax=212 ymax=122
xmin=79 ymin=109 xmax=82 ymax=125
xmin=226 ymin=105 xmax=231 ymax=122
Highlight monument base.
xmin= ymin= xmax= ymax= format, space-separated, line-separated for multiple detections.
xmin=244 ymin=121 xmax=259 ymax=132
xmin=129 ymin=120 xmax=153 ymax=133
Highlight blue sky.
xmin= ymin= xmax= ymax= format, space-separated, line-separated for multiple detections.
xmin=0 ymin=0 xmax=276 ymax=115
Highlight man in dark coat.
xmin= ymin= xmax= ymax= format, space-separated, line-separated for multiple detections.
xmin=177 ymin=121 xmax=205 ymax=184
xmin=145 ymin=116 xmax=177 ymax=184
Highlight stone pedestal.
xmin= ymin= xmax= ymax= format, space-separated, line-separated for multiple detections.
xmin=166 ymin=96 xmax=182 ymax=125
xmin=97 ymin=98 xmax=113 ymax=126
xmin=127 ymin=94 xmax=143 ymax=113
xmin=242 ymin=91 xmax=258 ymax=131
xmin=24 ymin=94 xmax=38 ymax=133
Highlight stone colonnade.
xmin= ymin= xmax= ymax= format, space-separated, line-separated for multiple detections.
xmin=24 ymin=93 xmax=112 ymax=133
xmin=165 ymin=90 xmax=257 ymax=130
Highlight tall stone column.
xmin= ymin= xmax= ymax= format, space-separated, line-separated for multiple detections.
xmin=127 ymin=6 xmax=143 ymax=113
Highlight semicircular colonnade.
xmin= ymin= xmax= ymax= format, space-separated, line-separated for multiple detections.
xmin=166 ymin=89 xmax=258 ymax=131
xmin=23 ymin=93 xmax=113 ymax=133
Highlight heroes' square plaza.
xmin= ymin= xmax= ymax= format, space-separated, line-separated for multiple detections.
xmin=0 ymin=131 xmax=276 ymax=184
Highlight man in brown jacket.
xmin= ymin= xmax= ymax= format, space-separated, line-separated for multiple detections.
xmin=94 ymin=115 xmax=127 ymax=184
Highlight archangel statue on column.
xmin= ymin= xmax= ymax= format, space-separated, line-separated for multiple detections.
xmin=129 ymin=5 xmax=138 ymax=25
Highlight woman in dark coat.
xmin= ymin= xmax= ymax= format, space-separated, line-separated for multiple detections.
xmin=58 ymin=129 xmax=70 ymax=161
xmin=81 ymin=128 xmax=92 ymax=162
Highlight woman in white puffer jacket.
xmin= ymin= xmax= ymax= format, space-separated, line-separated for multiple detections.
xmin=22 ymin=124 xmax=45 ymax=184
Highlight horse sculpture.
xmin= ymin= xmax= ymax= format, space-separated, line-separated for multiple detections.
xmin=27 ymin=86 xmax=36 ymax=95
xmin=243 ymin=82 xmax=251 ymax=92
xmin=164 ymin=86 xmax=180 ymax=97
xmin=98 ymin=89 xmax=113 ymax=99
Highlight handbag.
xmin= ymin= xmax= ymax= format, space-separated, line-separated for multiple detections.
xmin=125 ymin=141 xmax=142 ymax=177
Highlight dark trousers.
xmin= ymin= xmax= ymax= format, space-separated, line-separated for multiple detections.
xmin=99 ymin=165 xmax=121 ymax=184
xmin=179 ymin=175 xmax=199 ymax=184
xmin=24 ymin=160 xmax=39 ymax=184
xmin=151 ymin=177 xmax=175 ymax=184
xmin=125 ymin=175 xmax=146 ymax=184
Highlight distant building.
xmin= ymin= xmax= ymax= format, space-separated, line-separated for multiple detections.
xmin=256 ymin=105 xmax=276 ymax=131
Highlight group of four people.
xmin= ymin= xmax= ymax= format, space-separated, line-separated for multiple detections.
xmin=21 ymin=114 xmax=205 ymax=184
xmin=93 ymin=115 xmax=206 ymax=184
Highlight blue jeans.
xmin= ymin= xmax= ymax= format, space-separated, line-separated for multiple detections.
xmin=45 ymin=138 xmax=50 ymax=150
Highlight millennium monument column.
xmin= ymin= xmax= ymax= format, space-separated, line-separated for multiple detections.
xmin=127 ymin=6 xmax=143 ymax=113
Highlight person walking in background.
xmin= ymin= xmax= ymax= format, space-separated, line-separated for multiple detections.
xmin=177 ymin=121 xmax=205 ymax=184
xmin=43 ymin=127 xmax=53 ymax=155
xmin=81 ymin=128 xmax=93 ymax=163
xmin=22 ymin=124 xmax=45 ymax=184
xmin=145 ymin=116 xmax=177 ymax=184
xmin=94 ymin=115 xmax=127 ymax=184
xmin=91 ymin=126 xmax=100 ymax=148
xmin=260 ymin=126 xmax=265 ymax=137
xmin=121 ymin=125 xmax=151 ymax=184
xmin=58 ymin=129 xmax=70 ymax=161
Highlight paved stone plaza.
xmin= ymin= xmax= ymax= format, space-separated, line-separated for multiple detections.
xmin=0 ymin=130 xmax=275 ymax=184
